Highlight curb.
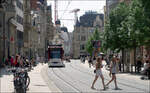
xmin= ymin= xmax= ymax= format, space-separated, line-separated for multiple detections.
xmin=40 ymin=65 xmax=62 ymax=92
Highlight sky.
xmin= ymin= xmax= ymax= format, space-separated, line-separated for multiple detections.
xmin=47 ymin=0 xmax=106 ymax=32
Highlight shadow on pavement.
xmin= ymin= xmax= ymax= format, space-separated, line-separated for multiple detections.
xmin=0 ymin=61 xmax=44 ymax=77
xmin=49 ymin=66 xmax=65 ymax=68
xmin=0 ymin=67 xmax=13 ymax=77
xmin=34 ymin=84 xmax=47 ymax=87
xmin=112 ymin=88 xmax=123 ymax=90
xmin=119 ymin=72 xmax=143 ymax=76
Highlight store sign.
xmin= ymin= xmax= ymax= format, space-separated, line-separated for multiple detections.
xmin=92 ymin=40 xmax=100 ymax=48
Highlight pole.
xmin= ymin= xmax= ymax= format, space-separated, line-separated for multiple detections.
xmin=134 ymin=47 xmax=137 ymax=73
xmin=3 ymin=9 xmax=5 ymax=64
xmin=106 ymin=0 xmax=109 ymax=18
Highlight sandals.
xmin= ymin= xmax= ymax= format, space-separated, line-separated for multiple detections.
xmin=91 ymin=86 xmax=96 ymax=90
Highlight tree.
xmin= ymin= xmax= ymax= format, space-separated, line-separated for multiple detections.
xmin=103 ymin=0 xmax=150 ymax=72
xmin=141 ymin=0 xmax=150 ymax=53
xmin=85 ymin=28 xmax=101 ymax=56
xmin=125 ymin=0 xmax=150 ymax=72
xmin=103 ymin=2 xmax=130 ymax=52
xmin=103 ymin=2 xmax=130 ymax=72
xmin=85 ymin=36 xmax=94 ymax=56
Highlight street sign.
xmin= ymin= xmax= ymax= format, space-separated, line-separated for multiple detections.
xmin=92 ymin=40 xmax=100 ymax=48
xmin=92 ymin=40 xmax=101 ymax=57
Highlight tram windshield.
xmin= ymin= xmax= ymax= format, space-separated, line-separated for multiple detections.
xmin=50 ymin=50 xmax=61 ymax=58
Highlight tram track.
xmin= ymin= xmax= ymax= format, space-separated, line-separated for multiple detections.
xmin=57 ymin=67 xmax=100 ymax=92
xmin=74 ymin=62 xmax=149 ymax=87
xmin=51 ymin=68 xmax=82 ymax=93
xmin=70 ymin=62 xmax=149 ymax=92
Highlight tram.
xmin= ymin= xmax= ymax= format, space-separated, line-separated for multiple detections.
xmin=48 ymin=44 xmax=65 ymax=67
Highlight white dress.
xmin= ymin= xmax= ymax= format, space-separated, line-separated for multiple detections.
xmin=96 ymin=68 xmax=103 ymax=76
xmin=110 ymin=61 xmax=119 ymax=74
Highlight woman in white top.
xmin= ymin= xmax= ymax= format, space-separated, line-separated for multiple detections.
xmin=105 ymin=56 xmax=119 ymax=90
xmin=91 ymin=57 xmax=106 ymax=90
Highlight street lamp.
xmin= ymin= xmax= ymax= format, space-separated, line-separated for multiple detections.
xmin=0 ymin=19 xmax=1 ymax=28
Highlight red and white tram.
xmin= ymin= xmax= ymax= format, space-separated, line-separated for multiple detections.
xmin=48 ymin=44 xmax=65 ymax=67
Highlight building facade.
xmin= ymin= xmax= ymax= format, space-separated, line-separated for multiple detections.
xmin=15 ymin=0 xmax=24 ymax=55
xmin=72 ymin=12 xmax=104 ymax=58
xmin=28 ymin=0 xmax=49 ymax=59
xmin=0 ymin=0 xmax=54 ymax=66
xmin=0 ymin=0 xmax=23 ymax=66
xmin=36 ymin=0 xmax=47 ymax=58
xmin=46 ymin=5 xmax=54 ymax=45
xmin=29 ymin=0 xmax=55 ymax=59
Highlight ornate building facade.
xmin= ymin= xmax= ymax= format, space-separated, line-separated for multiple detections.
xmin=72 ymin=12 xmax=104 ymax=58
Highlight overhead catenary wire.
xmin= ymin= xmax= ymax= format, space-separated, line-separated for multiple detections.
xmin=58 ymin=8 xmax=104 ymax=11
xmin=60 ymin=0 xmax=73 ymax=19
xmin=47 ymin=0 xmax=106 ymax=1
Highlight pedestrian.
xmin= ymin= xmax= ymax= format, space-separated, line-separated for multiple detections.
xmin=25 ymin=58 xmax=30 ymax=67
xmin=10 ymin=56 xmax=14 ymax=67
xmin=88 ymin=56 xmax=92 ymax=68
xmin=137 ymin=57 xmax=142 ymax=73
xmin=92 ymin=56 xmax=96 ymax=66
xmin=91 ymin=57 xmax=106 ymax=90
xmin=5 ymin=57 xmax=9 ymax=66
xmin=31 ymin=57 xmax=35 ymax=69
xmin=105 ymin=56 xmax=119 ymax=90
xmin=105 ymin=56 xmax=109 ymax=66
xmin=14 ymin=55 xmax=19 ymax=67
xmin=83 ymin=56 xmax=85 ymax=63
xmin=19 ymin=56 xmax=24 ymax=67
xmin=8 ymin=56 xmax=12 ymax=67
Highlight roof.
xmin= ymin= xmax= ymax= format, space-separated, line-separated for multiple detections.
xmin=55 ymin=20 xmax=61 ymax=25
xmin=75 ymin=11 xmax=104 ymax=27
xmin=47 ymin=5 xmax=51 ymax=10
xmin=61 ymin=27 xmax=68 ymax=32
xmin=48 ymin=44 xmax=62 ymax=48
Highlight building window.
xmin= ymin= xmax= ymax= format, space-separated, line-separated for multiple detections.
xmin=17 ymin=31 xmax=23 ymax=47
xmin=82 ymin=29 xmax=85 ymax=33
xmin=80 ymin=44 xmax=85 ymax=50
xmin=81 ymin=36 xmax=86 ymax=41
xmin=77 ymin=28 xmax=80 ymax=33
xmin=16 ymin=15 xmax=23 ymax=25
xmin=77 ymin=35 xmax=80 ymax=41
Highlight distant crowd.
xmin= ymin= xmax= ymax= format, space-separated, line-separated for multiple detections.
xmin=80 ymin=54 xmax=150 ymax=90
xmin=3 ymin=55 xmax=36 ymax=68
xmin=80 ymin=54 xmax=150 ymax=80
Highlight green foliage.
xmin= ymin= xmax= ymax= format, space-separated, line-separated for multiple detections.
xmin=103 ymin=2 xmax=130 ymax=52
xmin=126 ymin=0 xmax=150 ymax=47
xmin=85 ymin=28 xmax=101 ymax=55
xmin=141 ymin=0 xmax=150 ymax=18
xmin=141 ymin=0 xmax=150 ymax=47
xmin=103 ymin=0 xmax=150 ymax=52
xmin=85 ymin=36 xmax=94 ymax=56
xmin=93 ymin=28 xmax=101 ymax=40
